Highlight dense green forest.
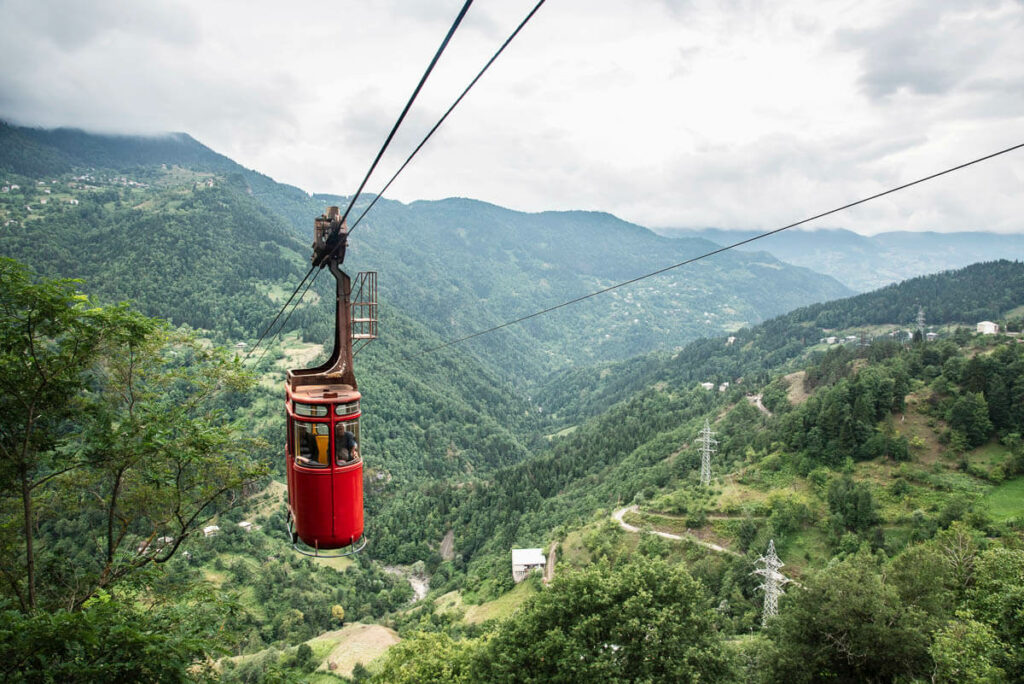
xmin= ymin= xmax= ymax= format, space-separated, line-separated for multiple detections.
xmin=3 ymin=123 xmax=1024 ymax=682
xmin=364 ymin=269 xmax=1024 ymax=682
xmin=0 ymin=122 xmax=852 ymax=380
xmin=5 ymin=256 xmax=1023 ymax=681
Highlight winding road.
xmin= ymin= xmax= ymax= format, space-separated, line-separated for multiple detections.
xmin=612 ymin=505 xmax=741 ymax=557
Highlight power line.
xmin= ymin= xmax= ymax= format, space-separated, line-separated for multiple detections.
xmin=276 ymin=0 xmax=549 ymax=359
xmin=348 ymin=0 xmax=548 ymax=236
xmin=402 ymin=141 xmax=1024 ymax=360
xmin=244 ymin=0 xmax=475 ymax=362
xmin=245 ymin=265 xmax=315 ymax=362
xmin=337 ymin=0 xmax=474 ymax=228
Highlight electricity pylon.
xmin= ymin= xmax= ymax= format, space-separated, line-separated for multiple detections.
xmin=753 ymin=539 xmax=790 ymax=626
xmin=697 ymin=418 xmax=717 ymax=486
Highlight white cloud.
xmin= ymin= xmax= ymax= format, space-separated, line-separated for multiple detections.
xmin=1 ymin=0 xmax=1022 ymax=234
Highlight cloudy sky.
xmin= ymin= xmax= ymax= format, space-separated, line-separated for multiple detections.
xmin=1 ymin=0 xmax=1022 ymax=234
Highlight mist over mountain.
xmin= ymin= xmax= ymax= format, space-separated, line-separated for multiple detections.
xmin=658 ymin=226 xmax=1024 ymax=292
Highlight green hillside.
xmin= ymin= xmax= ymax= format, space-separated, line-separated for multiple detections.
xmin=3 ymin=122 xmax=1023 ymax=682
xmin=0 ymin=122 xmax=853 ymax=382
xmin=367 ymin=264 xmax=1024 ymax=682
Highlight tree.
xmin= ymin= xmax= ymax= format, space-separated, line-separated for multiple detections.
xmin=372 ymin=631 xmax=478 ymax=684
xmin=764 ymin=549 xmax=931 ymax=683
xmin=472 ymin=556 xmax=730 ymax=682
xmin=826 ymin=476 xmax=877 ymax=536
xmin=331 ymin=604 xmax=345 ymax=625
xmin=0 ymin=258 xmax=151 ymax=610
xmin=0 ymin=258 xmax=266 ymax=611
xmin=966 ymin=547 xmax=1024 ymax=675
xmin=929 ymin=611 xmax=1006 ymax=683
xmin=0 ymin=588 xmax=225 ymax=682
xmin=948 ymin=392 xmax=993 ymax=447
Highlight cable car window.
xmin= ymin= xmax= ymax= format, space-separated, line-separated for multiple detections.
xmin=335 ymin=401 xmax=359 ymax=416
xmin=295 ymin=421 xmax=330 ymax=468
xmin=335 ymin=401 xmax=360 ymax=416
xmin=335 ymin=419 xmax=360 ymax=464
xmin=295 ymin=403 xmax=328 ymax=417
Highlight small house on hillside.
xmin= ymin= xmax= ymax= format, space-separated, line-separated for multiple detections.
xmin=238 ymin=521 xmax=254 ymax=533
xmin=977 ymin=321 xmax=1000 ymax=335
xmin=700 ymin=382 xmax=714 ymax=391
xmin=512 ymin=548 xmax=546 ymax=583
xmin=203 ymin=525 xmax=220 ymax=538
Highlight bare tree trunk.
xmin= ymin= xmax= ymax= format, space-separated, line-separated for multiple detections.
xmin=21 ymin=471 xmax=35 ymax=610
xmin=107 ymin=469 xmax=125 ymax=568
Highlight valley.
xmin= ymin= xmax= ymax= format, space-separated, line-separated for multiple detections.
xmin=2 ymin=124 xmax=1023 ymax=682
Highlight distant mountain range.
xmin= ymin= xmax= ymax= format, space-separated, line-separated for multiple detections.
xmin=0 ymin=121 xmax=852 ymax=381
xmin=655 ymin=227 xmax=1024 ymax=292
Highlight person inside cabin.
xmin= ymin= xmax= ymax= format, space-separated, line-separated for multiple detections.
xmin=299 ymin=426 xmax=317 ymax=463
xmin=297 ymin=422 xmax=329 ymax=467
xmin=336 ymin=424 xmax=358 ymax=463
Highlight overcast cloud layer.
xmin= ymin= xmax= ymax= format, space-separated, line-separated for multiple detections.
xmin=1 ymin=0 xmax=1022 ymax=234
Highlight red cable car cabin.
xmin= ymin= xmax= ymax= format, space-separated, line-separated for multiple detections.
xmin=285 ymin=207 xmax=376 ymax=552
xmin=285 ymin=383 xmax=364 ymax=550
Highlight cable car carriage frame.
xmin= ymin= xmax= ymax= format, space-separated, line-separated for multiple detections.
xmin=285 ymin=207 xmax=377 ymax=557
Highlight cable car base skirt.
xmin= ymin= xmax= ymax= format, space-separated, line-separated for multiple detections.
xmin=286 ymin=510 xmax=368 ymax=558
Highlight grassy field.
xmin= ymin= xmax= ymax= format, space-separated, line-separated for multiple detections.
xmin=315 ymin=623 xmax=400 ymax=678
xmin=463 ymin=579 xmax=539 ymax=624
xmin=428 ymin=580 xmax=539 ymax=625
xmin=980 ymin=476 xmax=1024 ymax=521
xmin=546 ymin=425 xmax=578 ymax=440
xmin=311 ymin=554 xmax=355 ymax=572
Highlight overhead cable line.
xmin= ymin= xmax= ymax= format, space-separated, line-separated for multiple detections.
xmin=276 ymin=0 xmax=548 ymax=361
xmin=245 ymin=265 xmax=317 ymax=362
xmin=337 ymin=0 xmax=474 ymax=227
xmin=348 ymin=0 xmax=548 ymax=236
xmin=244 ymin=0 xmax=475 ymax=363
xmin=403 ymin=141 xmax=1024 ymax=360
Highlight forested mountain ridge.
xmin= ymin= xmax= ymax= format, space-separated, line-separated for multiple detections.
xmin=0 ymin=121 xmax=853 ymax=382
xmin=259 ymin=192 xmax=855 ymax=377
xmin=535 ymin=259 xmax=1024 ymax=424
xmin=370 ymin=260 xmax=1024 ymax=573
xmin=0 ymin=120 xmax=851 ymax=491
xmin=660 ymin=225 xmax=1024 ymax=292
xmin=365 ymin=260 xmax=1024 ymax=682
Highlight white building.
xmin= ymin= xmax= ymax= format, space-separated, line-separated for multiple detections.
xmin=700 ymin=382 xmax=715 ymax=391
xmin=977 ymin=321 xmax=1000 ymax=335
xmin=512 ymin=548 xmax=546 ymax=583
xmin=203 ymin=525 xmax=220 ymax=537
xmin=238 ymin=521 xmax=254 ymax=533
